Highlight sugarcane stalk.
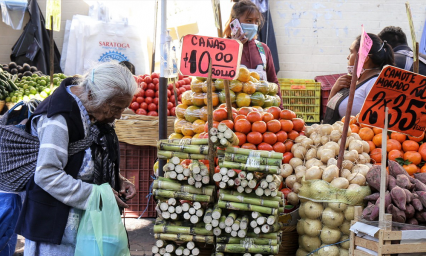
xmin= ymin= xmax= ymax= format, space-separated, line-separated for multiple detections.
xmin=158 ymin=177 xmax=180 ymax=183
xmin=152 ymin=245 xmax=159 ymax=253
xmin=238 ymin=229 xmax=247 ymax=238
xmin=177 ymin=174 xmax=185 ymax=181
xmin=215 ymin=244 xmax=279 ymax=254
xmin=260 ymin=179 xmax=268 ymax=189
xmin=159 ymin=202 xmax=169 ymax=211
xmin=221 ymin=161 xmax=280 ymax=174
xmin=224 ymin=153 xmax=281 ymax=166
xmin=220 ymin=138 xmax=231 ymax=147
xmin=213 ymin=227 xmax=222 ymax=236
xmin=156 ymin=240 xmax=166 ymax=248
xmin=155 ymin=219 xmax=206 ymax=227
xmin=183 ymin=248 xmax=190 ymax=255
xmin=205 ymin=223 xmax=212 ymax=231
xmin=154 ymin=234 xmax=214 ymax=244
xmin=248 ymin=180 xmax=257 ymax=189
xmin=225 ymin=226 xmax=232 ymax=233
xmin=158 ymin=151 xmax=208 ymax=160
xmin=219 ymin=215 xmax=226 ymax=229
xmin=219 ymin=183 xmax=227 ymax=189
xmin=224 ymin=147 xmax=283 ymax=159
xmin=219 ymin=193 xmax=279 ymax=208
xmin=159 ymin=248 xmax=166 ymax=255
xmin=267 ymin=215 xmax=276 ymax=225
xmin=184 ymin=168 xmax=191 ymax=177
xmin=255 ymin=187 xmax=264 ymax=196
xmin=237 ymin=186 xmax=245 ymax=193
xmin=221 ymin=175 xmax=229 ymax=183
xmin=246 ymin=172 xmax=254 ymax=180
xmin=218 ymin=200 xmax=278 ymax=215
xmin=231 ymin=230 xmax=238 ymax=237
xmin=153 ymin=189 xmax=212 ymax=202
xmin=189 ymin=207 xmax=196 ymax=215
xmin=196 ymin=209 xmax=204 ymax=217
xmin=216 ymin=237 xmax=278 ymax=246
xmin=168 ymin=171 xmax=177 ymax=179
xmin=158 ymin=142 xmax=209 ymax=155
xmin=253 ymin=227 xmax=261 ymax=234
xmin=162 ymin=211 xmax=171 ymax=219
xmin=210 ymin=136 xmax=218 ymax=143
xmin=176 ymin=246 xmax=185 ymax=256
xmin=227 ymin=179 xmax=234 ymax=186
xmin=212 ymin=205 xmax=222 ymax=220
xmin=225 ymin=212 xmax=237 ymax=226
xmin=211 ymin=219 xmax=219 ymax=227
xmin=213 ymin=173 xmax=222 ymax=182
xmin=232 ymin=218 xmax=241 ymax=231
xmin=246 ymin=232 xmax=279 ymax=239
xmin=170 ymin=213 xmax=178 ymax=220
xmin=244 ymin=187 xmax=253 ymax=194
xmin=223 ymin=129 xmax=239 ymax=146
xmin=239 ymin=171 xmax=247 ymax=179
xmin=217 ymin=133 xmax=224 ymax=140
xmin=154 ymin=225 xmax=213 ymax=235
xmin=153 ymin=180 xmax=215 ymax=196
xmin=190 ymin=215 xmax=199 ymax=224
xmin=163 ymin=162 xmax=175 ymax=172
xmin=188 ymin=177 xmax=195 ymax=186
xmin=200 ymin=168 xmax=209 ymax=176
xmin=264 ymin=189 xmax=271 ymax=196
xmin=202 ymin=176 xmax=210 ymax=184
xmin=220 ymin=190 xmax=283 ymax=205
xmin=257 ymin=217 xmax=266 ymax=225
xmin=250 ymin=220 xmax=258 ymax=228
xmin=192 ymin=248 xmax=200 ymax=256
xmin=168 ymin=206 xmax=175 ymax=213
xmin=261 ymin=222 xmax=284 ymax=233
xmin=166 ymin=244 xmax=176 ymax=253
xmin=210 ymin=127 xmax=218 ymax=136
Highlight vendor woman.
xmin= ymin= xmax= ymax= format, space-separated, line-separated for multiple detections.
xmin=323 ymin=33 xmax=394 ymax=124
xmin=224 ymin=0 xmax=281 ymax=106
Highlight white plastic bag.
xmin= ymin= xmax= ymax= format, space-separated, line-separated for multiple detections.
xmin=0 ymin=0 xmax=27 ymax=30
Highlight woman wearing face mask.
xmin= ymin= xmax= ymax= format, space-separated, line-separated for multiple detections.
xmin=224 ymin=0 xmax=281 ymax=106
xmin=323 ymin=33 xmax=394 ymax=124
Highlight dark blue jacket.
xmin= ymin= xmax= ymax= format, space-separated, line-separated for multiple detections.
xmin=15 ymin=77 xmax=86 ymax=244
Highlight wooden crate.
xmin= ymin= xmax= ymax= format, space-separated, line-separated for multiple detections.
xmin=350 ymin=206 xmax=426 ymax=256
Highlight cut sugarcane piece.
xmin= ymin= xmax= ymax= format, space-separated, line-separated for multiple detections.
xmin=225 ymin=212 xmax=237 ymax=226
xmin=217 ymin=133 xmax=224 ymax=140
xmin=186 ymin=241 xmax=195 ymax=250
xmin=154 ymin=220 xmax=206 ymax=227
xmin=213 ymin=173 xmax=222 ymax=182
xmin=217 ymin=123 xmax=229 ymax=133
xmin=261 ymin=222 xmax=284 ymax=233
xmin=213 ymin=227 xmax=222 ymax=236
xmin=200 ymin=168 xmax=209 ymax=177
xmin=252 ymin=211 xmax=261 ymax=219
xmin=166 ymin=244 xmax=176 ymax=253
xmin=168 ymin=206 xmax=175 ymax=213
xmin=189 ymin=161 xmax=200 ymax=173
xmin=189 ymin=207 xmax=196 ymax=215
xmin=170 ymin=156 xmax=181 ymax=165
xmin=181 ymin=203 xmax=190 ymax=212
xmin=170 ymin=213 xmax=178 ymax=220
xmin=210 ymin=127 xmax=218 ymax=136
xmin=267 ymin=215 xmax=276 ymax=225
xmin=271 ymin=191 xmax=277 ymax=197
xmin=246 ymin=172 xmax=254 ymax=180
xmin=216 ymin=237 xmax=278 ymax=246
xmin=240 ymin=179 xmax=248 ymax=187
xmin=238 ymin=171 xmax=247 ymax=179
xmin=232 ymin=219 xmax=241 ymax=231
xmin=175 ymin=246 xmax=185 ymax=256
xmin=224 ymin=153 xmax=282 ymax=166
xmin=188 ymin=177 xmax=195 ymax=186
xmin=183 ymin=213 xmax=191 ymax=220
xmin=220 ymin=167 xmax=228 ymax=176
xmin=196 ymin=209 xmax=204 ymax=217
xmin=204 ymin=208 xmax=213 ymax=223
xmin=183 ymin=168 xmax=191 ymax=177
xmin=168 ymin=171 xmax=177 ymax=179
xmin=215 ymin=244 xmax=279 ymax=254
xmin=260 ymin=180 xmax=268 ymax=189
xmin=153 ymin=181 xmax=215 ymax=196
xmin=152 ymin=245 xmax=159 ymax=254
xmin=243 ymin=253 xmax=251 ymax=256
xmin=168 ymin=198 xmax=176 ymax=206
xmin=158 ymin=177 xmax=181 ymax=183
xmin=264 ymin=189 xmax=271 ymax=196
xmin=234 ymin=178 xmax=240 ymax=186
xmin=248 ymin=180 xmax=257 ymax=189
xmin=253 ymin=227 xmax=261 ymax=234
xmin=194 ymin=174 xmax=202 ymax=182
xmin=163 ymin=162 xmax=175 ymax=172
xmin=190 ymin=215 xmax=199 ymax=224
xmin=202 ymin=176 xmax=210 ymax=184
xmin=227 ymin=179 xmax=234 ymax=187
xmin=183 ymin=248 xmax=190 ymax=256
xmin=257 ymin=217 xmax=266 ymax=225
xmin=221 ymin=190 xmax=284 ymax=204
xmin=219 ymin=182 xmax=227 ymax=189
xmin=223 ymin=129 xmax=239 ymax=146
xmin=221 ymin=161 xmax=280 ymax=174
xmin=157 ymin=142 xmax=209 ymax=155
xmin=220 ymin=138 xmax=231 ymax=147
xmin=231 ymin=230 xmax=238 ymax=237
xmin=265 ymin=175 xmax=274 ymax=183
xmin=219 ymin=193 xmax=279 ymax=208
xmin=153 ymin=224 xmax=213 ymax=235
xmin=175 ymin=165 xmax=184 ymax=174
xmin=227 ymin=169 xmax=236 ymax=178
xmin=255 ymin=187 xmax=264 ymax=197
xmin=159 ymin=248 xmax=166 ymax=255
xmin=250 ymin=220 xmax=258 ymax=228
xmin=193 ymin=202 xmax=201 ymax=210
xmin=244 ymin=187 xmax=253 ymax=194
xmin=153 ymin=189 xmax=212 ymax=202
xmin=212 ymin=206 xmax=222 ymax=220
xmin=210 ymin=136 xmax=218 ymax=143
xmin=219 ymin=216 xmax=226 ymax=229
xmin=162 ymin=211 xmax=171 ymax=219
xmin=195 ymin=181 xmax=202 ymax=188
xmin=225 ymin=226 xmax=232 ymax=233
xmin=237 ymin=186 xmax=245 ymax=193
xmin=158 ymin=151 xmax=208 ymax=160
xmin=160 ymin=202 xmax=169 ymax=211
xmin=238 ymin=229 xmax=246 ymax=238
xmin=192 ymin=248 xmax=200 ymax=256
xmin=162 ymin=138 xmax=209 ymax=145
xmin=211 ymin=219 xmax=219 ymax=227
xmin=177 ymin=174 xmax=185 ymax=181
xmin=245 ymin=232 xmax=279 ymax=239
xmin=221 ymin=175 xmax=229 ymax=183
xmin=156 ymin=240 xmax=166 ymax=248
xmin=205 ymin=223 xmax=212 ymax=231
xmin=224 ymin=147 xmax=283 ymax=159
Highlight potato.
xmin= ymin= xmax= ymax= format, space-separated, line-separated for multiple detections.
xmin=349 ymin=140 xmax=364 ymax=154
xmin=305 ymin=158 xmax=323 ymax=169
xmin=320 ymin=226 xmax=341 ymax=244
xmin=347 ymin=173 xmax=366 ymax=186
xmin=320 ymin=149 xmax=335 ymax=164
xmin=285 ymin=175 xmax=297 ymax=189
xmin=310 ymin=180 xmax=331 ymax=198
xmin=328 ymin=202 xmax=348 ymax=212
xmin=351 ymin=133 xmax=361 ymax=141
xmin=289 ymin=157 xmax=303 ymax=169
xmin=357 ymin=154 xmax=368 ymax=164
xmin=321 ymin=135 xmax=330 ymax=145
xmin=322 ymin=207 xmax=344 ymax=228
xmin=295 ymin=170 xmax=305 ymax=183
xmin=304 ymin=201 xmax=324 ymax=219
xmin=305 ymin=148 xmax=317 ymax=160
xmin=332 ymin=122 xmax=343 ymax=131
xmin=340 ymin=235 xmax=350 ymax=249
xmin=294 ymin=135 xmax=307 ymax=144
xmin=324 ymin=141 xmax=339 ymax=155
xmin=298 ymin=203 xmax=307 ymax=218
xmin=297 ymin=219 xmax=305 ymax=235
xmin=340 ymin=248 xmax=349 ymax=256
xmin=329 ymin=130 xmax=342 ymax=142
xmin=344 ymin=150 xmax=359 ymax=162
xmin=338 ymin=137 xmax=351 ymax=149
xmin=291 ymin=144 xmax=302 ymax=154
xmin=340 ymin=220 xmax=351 ymax=235
xmin=341 ymin=169 xmax=352 ymax=179
xmin=317 ymin=245 xmax=340 ymax=256
xmin=303 ymin=218 xmax=322 ymax=236
xmin=361 ymin=140 xmax=370 ymax=153
xmin=310 ymin=132 xmax=321 ymax=145
xmin=280 ymin=164 xmax=293 ymax=178
xmin=287 ymin=192 xmax=299 ymax=205
xmin=296 ymin=249 xmax=309 ymax=256
xmin=342 ymin=160 xmax=354 ymax=171
xmin=352 ymin=164 xmax=369 ymax=177
xmin=344 ymin=206 xmax=355 ymax=220
xmin=320 ymin=124 xmax=333 ymax=135
xmin=300 ymin=235 xmax=321 ymax=252
xmin=306 ymin=166 xmax=323 ymax=180
xmin=304 ymin=126 xmax=314 ymax=137
xmin=301 ymin=138 xmax=314 ymax=149
xmin=330 ymin=177 xmax=349 ymax=189
xmin=327 ymin=158 xmax=337 ymax=166
xmin=317 ymin=146 xmax=324 ymax=158
xmin=293 ymin=182 xmax=302 ymax=193
xmin=322 ymin=165 xmax=339 ymax=183
xmin=362 ymin=152 xmax=371 ymax=163
xmin=293 ymin=146 xmax=307 ymax=159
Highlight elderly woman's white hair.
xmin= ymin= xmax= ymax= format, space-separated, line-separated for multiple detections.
xmin=78 ymin=62 xmax=137 ymax=107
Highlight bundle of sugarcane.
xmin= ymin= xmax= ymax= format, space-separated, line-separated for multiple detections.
xmin=210 ymin=211 xmax=249 ymax=238
xmin=219 ymin=189 xmax=280 ymax=209
xmin=154 ymin=177 xmax=215 ymax=196
xmin=153 ymin=189 xmax=212 ymax=202
xmin=210 ymin=124 xmax=239 ymax=147
xmin=254 ymin=175 xmax=283 ymax=197
xmin=249 ymin=212 xmax=279 ymax=234
xmin=162 ymin=156 xmax=189 ymax=181
xmin=216 ymin=237 xmax=279 ymax=246
xmin=154 ymin=220 xmax=213 ymax=236
xmin=217 ymin=199 xmax=283 ymax=216
xmin=169 ymin=201 xmax=204 ymax=224
xmin=204 ymin=205 xmax=223 ymax=232
xmin=187 ymin=160 xmax=210 ymax=188
xmin=235 ymin=171 xmax=260 ymax=194
xmin=154 ymin=233 xmax=214 ymax=244
xmin=157 ymin=197 xmax=182 ymax=220
xmin=212 ymin=167 xmax=241 ymax=189
xmin=220 ymin=190 xmax=285 ymax=207
xmin=215 ymin=243 xmax=279 ymax=254
xmin=152 ymin=240 xmax=202 ymax=256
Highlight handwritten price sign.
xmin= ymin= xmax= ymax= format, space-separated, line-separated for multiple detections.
xmin=359 ymin=66 xmax=426 ymax=137
xmin=180 ymin=35 xmax=242 ymax=80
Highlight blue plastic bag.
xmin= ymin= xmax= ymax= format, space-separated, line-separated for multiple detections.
xmin=75 ymin=184 xmax=130 ymax=256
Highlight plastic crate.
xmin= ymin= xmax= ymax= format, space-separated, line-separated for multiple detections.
xmin=280 ymin=81 xmax=321 ymax=123
xmin=315 ymin=73 xmax=346 ymax=120
xmin=119 ymin=142 xmax=157 ymax=218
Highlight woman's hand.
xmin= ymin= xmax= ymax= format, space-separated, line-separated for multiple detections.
xmin=119 ymin=175 xmax=137 ymax=200
xmin=232 ymin=29 xmax=248 ymax=44
xmin=112 ymin=188 xmax=129 ymax=208
xmin=328 ymin=75 xmax=352 ymax=100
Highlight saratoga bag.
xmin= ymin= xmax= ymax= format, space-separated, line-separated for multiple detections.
xmin=0 ymin=100 xmax=93 ymax=192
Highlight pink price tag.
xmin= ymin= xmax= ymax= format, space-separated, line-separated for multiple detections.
xmin=357 ymin=25 xmax=373 ymax=78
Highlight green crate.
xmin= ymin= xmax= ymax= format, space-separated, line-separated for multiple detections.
xmin=280 ymin=81 xmax=321 ymax=123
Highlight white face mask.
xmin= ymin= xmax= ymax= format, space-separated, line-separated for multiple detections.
xmin=347 ymin=65 xmax=379 ymax=76
xmin=241 ymin=23 xmax=258 ymax=41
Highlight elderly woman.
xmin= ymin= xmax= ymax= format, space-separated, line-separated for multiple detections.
xmin=14 ymin=62 xmax=137 ymax=255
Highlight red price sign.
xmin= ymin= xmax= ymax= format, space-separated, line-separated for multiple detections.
xmin=359 ymin=65 xmax=426 ymax=137
xmin=180 ymin=35 xmax=242 ymax=80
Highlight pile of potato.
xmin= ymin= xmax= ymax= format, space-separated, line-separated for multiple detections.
xmin=280 ymin=121 xmax=373 ymax=206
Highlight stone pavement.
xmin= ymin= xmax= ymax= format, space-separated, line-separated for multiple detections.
xmin=14 ymin=218 xmax=156 ymax=256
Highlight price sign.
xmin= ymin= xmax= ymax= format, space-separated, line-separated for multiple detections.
xmin=180 ymin=35 xmax=242 ymax=80
xmin=359 ymin=65 xmax=426 ymax=137
xmin=357 ymin=25 xmax=373 ymax=78
xmin=406 ymin=2 xmax=417 ymax=62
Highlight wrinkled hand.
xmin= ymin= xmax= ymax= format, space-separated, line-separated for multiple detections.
xmin=231 ymin=28 xmax=248 ymax=44
xmin=332 ymin=75 xmax=352 ymax=92
xmin=119 ymin=176 xmax=137 ymax=200
xmin=112 ymin=188 xmax=129 ymax=208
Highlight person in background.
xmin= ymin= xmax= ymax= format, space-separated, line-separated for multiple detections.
xmin=15 ymin=62 xmax=137 ymax=256
xmin=378 ymin=26 xmax=426 ymax=75
xmin=119 ymin=60 xmax=136 ymax=75
xmin=323 ymin=33 xmax=395 ymax=124
xmin=223 ymin=0 xmax=282 ymax=107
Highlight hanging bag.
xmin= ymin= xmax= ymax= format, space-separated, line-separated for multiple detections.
xmin=75 ymin=183 xmax=130 ymax=256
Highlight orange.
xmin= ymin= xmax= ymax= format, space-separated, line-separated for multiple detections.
xmin=386 ymin=139 xmax=402 ymax=152
xmin=359 ymin=127 xmax=374 ymax=141
xmin=370 ymin=148 xmax=382 ymax=163
xmin=390 ymin=132 xmax=407 ymax=143
xmin=191 ymin=92 xmax=205 ymax=107
xmin=367 ymin=141 xmax=376 ymax=151
xmin=284 ymin=140 xmax=294 ymax=152
xmin=219 ymin=120 xmax=234 ymax=130
xmin=280 ymin=110 xmax=296 ymax=120
xmin=236 ymin=93 xmax=251 ymax=107
xmin=341 ymin=115 xmax=357 ymax=125
xmin=234 ymin=115 xmax=247 ymax=122
xmin=266 ymin=107 xmax=281 ymax=119
xmin=182 ymin=91 xmax=193 ymax=106
xmin=234 ymin=119 xmax=252 ymax=134
xmin=420 ymin=165 xmax=426 ymax=173
xmin=262 ymin=112 xmax=274 ymax=122
xmin=408 ymin=132 xmax=425 ymax=142
xmin=350 ymin=124 xmax=360 ymax=134
xmin=238 ymin=107 xmax=252 ymax=116
xmin=404 ymin=151 xmax=422 ymax=165
xmin=247 ymin=132 xmax=263 ymax=145
xmin=402 ymin=140 xmax=419 ymax=152
xmin=242 ymin=81 xmax=256 ymax=94
xmin=276 ymin=131 xmax=288 ymax=142
xmin=235 ymin=132 xmax=246 ymax=146
xmin=388 ymin=149 xmax=403 ymax=161
xmin=250 ymin=71 xmax=260 ymax=81
xmin=273 ymin=142 xmax=286 ymax=153
xmin=288 ymin=130 xmax=299 ymax=141
xmin=292 ymin=118 xmax=305 ymax=132
xmin=252 ymin=121 xmax=267 ymax=133
xmin=403 ymin=164 xmax=418 ymax=176
xmin=258 ymin=142 xmax=273 ymax=151
xmin=280 ymin=120 xmax=294 ymax=132
xmin=213 ymin=108 xmax=228 ymax=122
xmin=237 ymin=67 xmax=251 ymax=82
xmin=267 ymin=120 xmax=281 ymax=133
xmin=230 ymin=80 xmax=243 ymax=93
xmin=372 ymin=127 xmax=382 ymax=135
xmin=419 ymin=143 xmax=426 ymax=161
xmin=203 ymin=92 xmax=219 ymax=107
xmin=241 ymin=143 xmax=257 ymax=150
xmin=247 ymin=112 xmax=262 ymax=123
xmin=372 ymin=133 xmax=389 ymax=148
xmin=263 ymin=132 xmax=278 ymax=145
xmin=199 ymin=106 xmax=208 ymax=121
xmin=192 ymin=119 xmax=206 ymax=134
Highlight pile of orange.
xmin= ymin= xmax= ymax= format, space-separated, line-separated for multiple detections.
xmin=346 ymin=115 xmax=426 ymax=176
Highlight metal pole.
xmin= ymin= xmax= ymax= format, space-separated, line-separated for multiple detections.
xmin=151 ymin=0 xmax=159 ymax=74
xmin=158 ymin=0 xmax=168 ymax=177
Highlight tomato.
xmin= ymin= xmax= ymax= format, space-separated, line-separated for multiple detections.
xmin=184 ymin=85 xmax=191 ymax=91
xmin=167 ymin=102 xmax=174 ymax=109
xmin=153 ymin=97 xmax=159 ymax=105
xmin=145 ymin=89 xmax=155 ymax=98
xmin=282 ymin=152 xmax=293 ymax=164
xmin=144 ymin=76 xmax=152 ymax=84
xmin=167 ymin=90 xmax=172 ymax=97
xmin=178 ymin=87 xmax=186 ymax=95
xmin=135 ymin=88 xmax=144 ymax=97
xmin=155 ymin=83 xmax=160 ymax=91
xmin=136 ymin=97 xmax=144 ymax=104
xmin=155 ymin=91 xmax=159 ymax=97
xmin=136 ymin=108 xmax=147 ymax=115
xmin=148 ymin=111 xmax=158 ymax=116
xmin=153 ymin=78 xmax=159 ymax=84
xmin=170 ymin=107 xmax=176 ymax=116
xmin=151 ymin=73 xmax=160 ymax=79
xmin=148 ymin=83 xmax=155 ymax=90
xmin=132 ymin=96 xmax=136 ymax=102
xmin=178 ymin=74 xmax=184 ymax=80
xmin=167 ymin=109 xmax=170 ymax=116
xmin=140 ymin=102 xmax=148 ymax=110
xmin=178 ymin=94 xmax=182 ymax=101
xmin=148 ymin=103 xmax=157 ymax=112
xmin=137 ymin=77 xmax=144 ymax=84
xmin=183 ymin=78 xmax=191 ymax=85
xmin=168 ymin=83 xmax=173 ymax=90
xmin=280 ymin=188 xmax=291 ymax=199
xmin=130 ymin=102 xmax=139 ymax=110
xmin=140 ymin=82 xmax=147 ymax=90
xmin=145 ymin=97 xmax=153 ymax=105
